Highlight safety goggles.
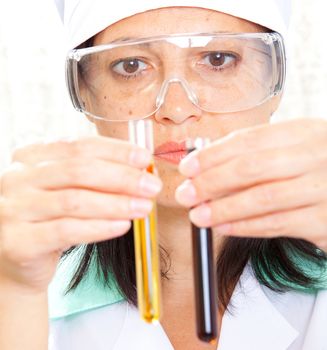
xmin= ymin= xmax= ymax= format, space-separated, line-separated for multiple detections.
xmin=66 ymin=32 xmax=286 ymax=122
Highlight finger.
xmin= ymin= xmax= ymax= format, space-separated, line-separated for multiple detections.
xmin=176 ymin=143 xmax=322 ymax=206
xmin=179 ymin=118 xmax=327 ymax=177
xmin=212 ymin=205 xmax=327 ymax=249
xmin=0 ymin=162 xmax=27 ymax=196
xmin=12 ymin=136 xmax=151 ymax=168
xmin=189 ymin=172 xmax=327 ymax=227
xmin=6 ymin=189 xmax=154 ymax=222
xmin=23 ymin=158 xmax=162 ymax=196
xmin=4 ymin=219 xmax=132 ymax=260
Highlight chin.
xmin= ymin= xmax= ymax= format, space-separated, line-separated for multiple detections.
xmin=157 ymin=195 xmax=184 ymax=208
xmin=155 ymin=162 xmax=186 ymax=207
xmin=156 ymin=181 xmax=185 ymax=209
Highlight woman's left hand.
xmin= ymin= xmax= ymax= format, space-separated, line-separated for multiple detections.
xmin=175 ymin=118 xmax=327 ymax=252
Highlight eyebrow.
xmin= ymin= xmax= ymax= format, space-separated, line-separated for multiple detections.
xmin=108 ymin=36 xmax=151 ymax=48
xmin=111 ymin=36 xmax=134 ymax=43
xmin=110 ymin=31 xmax=233 ymax=43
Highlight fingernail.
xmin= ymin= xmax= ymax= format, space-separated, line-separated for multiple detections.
xmin=190 ymin=204 xmax=212 ymax=226
xmin=130 ymin=148 xmax=152 ymax=167
xmin=179 ymin=155 xmax=200 ymax=176
xmin=139 ymin=173 xmax=162 ymax=196
xmin=130 ymin=198 xmax=153 ymax=216
xmin=214 ymin=223 xmax=232 ymax=235
xmin=175 ymin=179 xmax=198 ymax=205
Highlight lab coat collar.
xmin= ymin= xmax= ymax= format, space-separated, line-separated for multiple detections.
xmin=115 ymin=264 xmax=299 ymax=350
xmin=217 ymin=265 xmax=299 ymax=350
xmin=114 ymin=303 xmax=174 ymax=350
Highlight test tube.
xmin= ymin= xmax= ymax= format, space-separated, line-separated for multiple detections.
xmin=129 ymin=119 xmax=161 ymax=323
xmin=186 ymin=138 xmax=218 ymax=343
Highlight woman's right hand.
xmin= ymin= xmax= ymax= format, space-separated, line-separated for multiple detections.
xmin=0 ymin=136 xmax=162 ymax=293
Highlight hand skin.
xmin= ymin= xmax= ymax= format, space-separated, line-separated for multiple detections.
xmin=0 ymin=276 xmax=48 ymax=350
xmin=176 ymin=118 xmax=327 ymax=252
xmin=0 ymin=136 xmax=162 ymax=349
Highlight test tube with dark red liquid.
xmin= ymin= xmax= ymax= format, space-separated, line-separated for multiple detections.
xmin=186 ymin=138 xmax=218 ymax=344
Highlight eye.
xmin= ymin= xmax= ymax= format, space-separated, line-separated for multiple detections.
xmin=201 ymin=52 xmax=237 ymax=70
xmin=111 ymin=58 xmax=148 ymax=78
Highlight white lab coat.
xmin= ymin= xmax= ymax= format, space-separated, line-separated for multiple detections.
xmin=49 ymin=265 xmax=327 ymax=350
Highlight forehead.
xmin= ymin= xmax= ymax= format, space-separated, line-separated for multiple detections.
xmin=94 ymin=7 xmax=265 ymax=45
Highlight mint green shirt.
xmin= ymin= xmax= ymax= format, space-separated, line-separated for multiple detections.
xmin=48 ymin=247 xmax=124 ymax=320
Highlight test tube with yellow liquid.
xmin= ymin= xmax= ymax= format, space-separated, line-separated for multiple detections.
xmin=129 ymin=119 xmax=161 ymax=323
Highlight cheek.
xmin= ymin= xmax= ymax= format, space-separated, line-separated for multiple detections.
xmin=213 ymin=103 xmax=272 ymax=136
xmin=94 ymin=122 xmax=129 ymax=141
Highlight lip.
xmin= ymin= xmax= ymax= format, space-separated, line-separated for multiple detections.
xmin=154 ymin=141 xmax=188 ymax=165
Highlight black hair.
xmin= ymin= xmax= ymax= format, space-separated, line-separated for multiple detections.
xmin=64 ymin=233 xmax=326 ymax=310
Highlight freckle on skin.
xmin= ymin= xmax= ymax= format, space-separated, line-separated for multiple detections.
xmin=128 ymin=110 xmax=133 ymax=115
xmin=104 ymin=95 xmax=107 ymax=100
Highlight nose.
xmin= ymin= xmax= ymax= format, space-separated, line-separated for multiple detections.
xmin=154 ymin=78 xmax=202 ymax=125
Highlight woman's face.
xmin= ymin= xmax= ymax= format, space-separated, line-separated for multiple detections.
xmin=89 ymin=7 xmax=281 ymax=208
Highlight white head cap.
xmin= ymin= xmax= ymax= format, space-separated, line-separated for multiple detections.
xmin=55 ymin=0 xmax=291 ymax=50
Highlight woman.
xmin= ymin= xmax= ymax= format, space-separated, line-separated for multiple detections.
xmin=0 ymin=1 xmax=327 ymax=349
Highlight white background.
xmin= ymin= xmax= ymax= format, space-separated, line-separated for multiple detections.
xmin=0 ymin=0 xmax=326 ymax=171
